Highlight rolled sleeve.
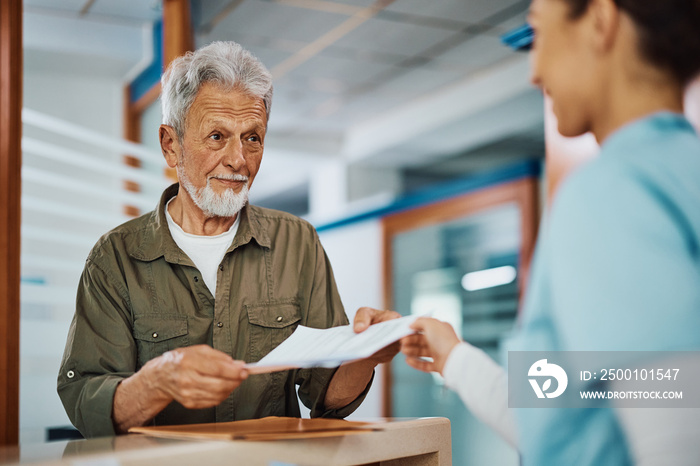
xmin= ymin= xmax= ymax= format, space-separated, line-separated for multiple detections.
xmin=57 ymin=257 xmax=136 ymax=438
xmin=58 ymin=374 xmax=124 ymax=438
xmin=298 ymin=367 xmax=374 ymax=419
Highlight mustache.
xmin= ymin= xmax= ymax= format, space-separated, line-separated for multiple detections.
xmin=208 ymin=174 xmax=249 ymax=182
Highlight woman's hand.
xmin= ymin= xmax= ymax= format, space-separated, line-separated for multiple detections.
xmin=400 ymin=317 xmax=461 ymax=375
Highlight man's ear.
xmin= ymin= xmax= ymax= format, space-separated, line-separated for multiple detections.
xmin=159 ymin=125 xmax=180 ymax=169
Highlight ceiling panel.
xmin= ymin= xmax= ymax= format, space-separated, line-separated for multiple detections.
xmin=331 ymin=91 xmax=411 ymax=125
xmin=26 ymin=0 xmax=163 ymax=22
xmin=489 ymin=8 xmax=529 ymax=34
xmin=385 ymin=0 xmax=523 ymax=24
xmin=267 ymin=84 xmax=337 ymax=130
xmin=194 ymin=37 xmax=296 ymax=71
xmin=370 ymin=65 xmax=467 ymax=99
xmin=245 ymin=43 xmax=295 ymax=70
xmin=323 ymin=0 xmax=377 ymax=7
xmin=89 ymin=0 xmax=162 ymax=22
xmin=433 ymin=34 xmax=514 ymax=73
xmin=208 ymin=0 xmax=350 ymax=44
xmin=319 ymin=44 xmax=411 ymax=67
xmin=285 ymin=54 xmax=397 ymax=90
xmin=331 ymin=16 xmax=456 ymax=57
xmin=24 ymin=0 xmax=85 ymax=14
xmin=192 ymin=0 xmax=233 ymax=29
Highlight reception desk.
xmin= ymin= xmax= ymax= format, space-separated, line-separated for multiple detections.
xmin=0 ymin=418 xmax=451 ymax=466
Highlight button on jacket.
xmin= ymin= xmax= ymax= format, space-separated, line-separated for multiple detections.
xmin=58 ymin=184 xmax=369 ymax=438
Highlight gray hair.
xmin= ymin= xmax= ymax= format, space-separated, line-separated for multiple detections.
xmin=161 ymin=41 xmax=273 ymax=140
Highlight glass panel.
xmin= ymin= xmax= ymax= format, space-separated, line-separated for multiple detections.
xmin=20 ymin=110 xmax=167 ymax=443
xmin=391 ymin=202 xmax=520 ymax=465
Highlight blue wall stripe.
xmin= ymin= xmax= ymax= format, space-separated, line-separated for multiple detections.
xmin=20 ymin=277 xmax=46 ymax=285
xmin=129 ymin=20 xmax=163 ymax=103
xmin=315 ymin=159 xmax=542 ymax=233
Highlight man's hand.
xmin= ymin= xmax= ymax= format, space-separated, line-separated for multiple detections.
xmin=113 ymin=345 xmax=248 ymax=433
xmin=145 ymin=345 xmax=248 ymax=409
xmin=324 ymin=307 xmax=401 ymax=410
xmin=400 ymin=317 xmax=460 ymax=375
xmin=353 ymin=307 xmax=402 ymax=364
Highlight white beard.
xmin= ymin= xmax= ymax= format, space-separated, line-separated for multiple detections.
xmin=179 ymin=170 xmax=249 ymax=218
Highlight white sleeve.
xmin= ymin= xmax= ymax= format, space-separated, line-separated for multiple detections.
xmin=442 ymin=342 xmax=518 ymax=448
xmin=612 ymin=355 xmax=700 ymax=466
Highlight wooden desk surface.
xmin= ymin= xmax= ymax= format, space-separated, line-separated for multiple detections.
xmin=0 ymin=417 xmax=451 ymax=466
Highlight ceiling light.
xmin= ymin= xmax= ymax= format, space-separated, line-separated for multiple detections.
xmin=461 ymin=266 xmax=517 ymax=291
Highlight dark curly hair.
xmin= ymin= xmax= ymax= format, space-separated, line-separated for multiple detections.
xmin=562 ymin=0 xmax=700 ymax=85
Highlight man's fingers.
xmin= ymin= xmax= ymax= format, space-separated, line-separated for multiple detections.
xmin=353 ymin=307 xmax=377 ymax=332
xmin=174 ymin=345 xmax=248 ymax=380
xmin=368 ymin=341 xmax=401 ymax=364
xmin=372 ymin=309 xmax=401 ymax=323
xmin=197 ymin=359 xmax=248 ymax=381
xmin=353 ymin=307 xmax=401 ymax=333
xmin=171 ymin=373 xmax=245 ymax=408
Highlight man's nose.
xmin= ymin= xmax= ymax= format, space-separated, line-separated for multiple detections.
xmin=223 ymin=140 xmax=246 ymax=171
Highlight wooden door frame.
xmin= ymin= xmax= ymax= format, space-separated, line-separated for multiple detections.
xmin=122 ymin=0 xmax=194 ymax=213
xmin=124 ymin=0 xmax=194 ymax=145
xmin=0 ymin=0 xmax=22 ymax=446
xmin=380 ymin=177 xmax=539 ymax=417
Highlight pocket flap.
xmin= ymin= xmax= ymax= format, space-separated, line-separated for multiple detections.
xmin=246 ymin=302 xmax=301 ymax=329
xmin=133 ymin=315 xmax=188 ymax=342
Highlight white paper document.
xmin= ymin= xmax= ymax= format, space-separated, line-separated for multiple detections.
xmin=245 ymin=315 xmax=418 ymax=374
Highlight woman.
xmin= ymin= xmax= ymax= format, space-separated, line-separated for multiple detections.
xmin=401 ymin=0 xmax=700 ymax=464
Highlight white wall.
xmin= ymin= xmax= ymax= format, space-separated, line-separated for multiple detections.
xmin=318 ymin=219 xmax=385 ymax=419
xmin=139 ymin=98 xmax=168 ymax=201
xmin=23 ymin=72 xmax=123 ymax=137
xmin=21 ymin=68 xmax=126 ymax=444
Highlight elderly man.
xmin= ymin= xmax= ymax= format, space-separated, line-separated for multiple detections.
xmin=58 ymin=41 xmax=398 ymax=438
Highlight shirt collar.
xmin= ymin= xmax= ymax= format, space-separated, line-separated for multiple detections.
xmin=129 ymin=183 xmax=270 ymax=262
xmin=601 ymin=111 xmax=696 ymax=156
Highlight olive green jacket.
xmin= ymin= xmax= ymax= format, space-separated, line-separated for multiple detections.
xmin=58 ymin=184 xmax=370 ymax=438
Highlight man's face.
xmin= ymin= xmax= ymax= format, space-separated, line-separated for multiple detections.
xmin=169 ymin=83 xmax=267 ymax=217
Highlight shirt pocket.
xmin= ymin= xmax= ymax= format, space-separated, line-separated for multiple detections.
xmin=133 ymin=315 xmax=190 ymax=369
xmin=246 ymin=301 xmax=302 ymax=363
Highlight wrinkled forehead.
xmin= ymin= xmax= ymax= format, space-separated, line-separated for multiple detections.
xmin=186 ymin=83 xmax=268 ymax=126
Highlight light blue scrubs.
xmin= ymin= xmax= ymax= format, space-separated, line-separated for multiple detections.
xmin=511 ymin=112 xmax=700 ymax=465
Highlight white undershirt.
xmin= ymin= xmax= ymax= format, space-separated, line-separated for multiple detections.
xmin=165 ymin=197 xmax=240 ymax=295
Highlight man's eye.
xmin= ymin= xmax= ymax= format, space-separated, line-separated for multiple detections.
xmin=210 ymin=134 xmax=222 ymax=141
xmin=247 ymin=135 xmax=259 ymax=142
